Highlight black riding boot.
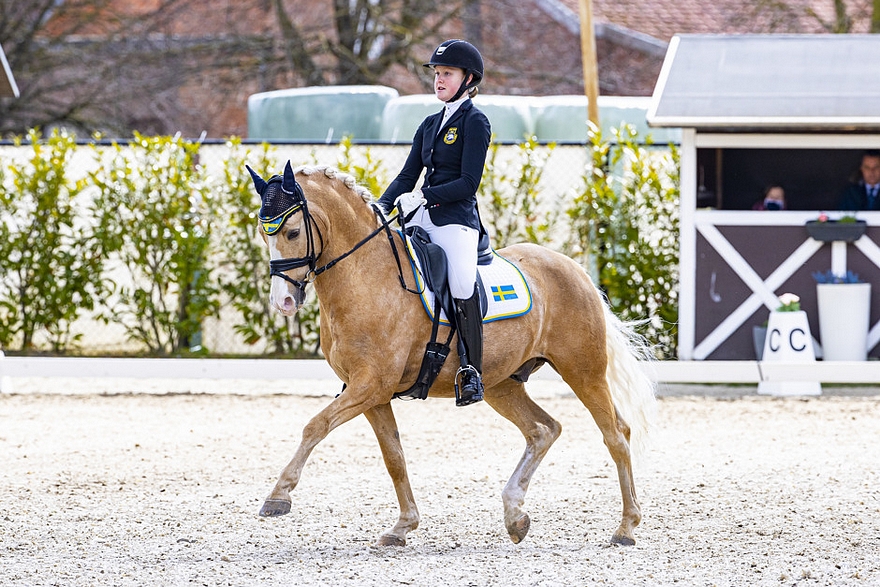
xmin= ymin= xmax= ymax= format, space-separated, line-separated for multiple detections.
xmin=453 ymin=287 xmax=484 ymax=407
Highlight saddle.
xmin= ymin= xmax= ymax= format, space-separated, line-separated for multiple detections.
xmin=393 ymin=226 xmax=488 ymax=401
xmin=405 ymin=226 xmax=489 ymax=320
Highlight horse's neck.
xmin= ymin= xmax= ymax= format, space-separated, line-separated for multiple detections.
xmin=312 ymin=205 xmax=407 ymax=312
xmin=316 ymin=233 xmax=404 ymax=298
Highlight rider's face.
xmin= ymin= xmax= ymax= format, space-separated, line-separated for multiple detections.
xmin=434 ymin=66 xmax=468 ymax=102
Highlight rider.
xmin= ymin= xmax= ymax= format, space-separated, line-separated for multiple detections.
xmin=377 ymin=39 xmax=492 ymax=407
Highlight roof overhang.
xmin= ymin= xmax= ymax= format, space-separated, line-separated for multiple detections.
xmin=647 ymin=34 xmax=880 ymax=132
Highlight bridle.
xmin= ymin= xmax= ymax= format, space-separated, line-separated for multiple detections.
xmin=267 ymin=196 xmax=323 ymax=293
xmin=269 ymin=197 xmax=418 ymax=296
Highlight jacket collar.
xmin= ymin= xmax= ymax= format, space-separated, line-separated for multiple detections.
xmin=430 ymin=99 xmax=472 ymax=137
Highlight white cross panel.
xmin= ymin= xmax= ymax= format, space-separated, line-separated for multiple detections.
xmin=685 ymin=210 xmax=880 ymax=361
xmin=693 ymin=224 xmax=824 ymax=360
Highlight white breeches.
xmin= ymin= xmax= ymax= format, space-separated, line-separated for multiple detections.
xmin=409 ymin=206 xmax=478 ymax=299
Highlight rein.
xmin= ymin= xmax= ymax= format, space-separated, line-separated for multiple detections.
xmin=270 ymin=202 xmax=419 ymax=295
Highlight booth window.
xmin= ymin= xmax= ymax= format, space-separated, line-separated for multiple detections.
xmin=696 ymin=148 xmax=866 ymax=211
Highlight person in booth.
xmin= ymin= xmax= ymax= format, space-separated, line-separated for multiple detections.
xmin=753 ymin=184 xmax=786 ymax=210
xmin=839 ymin=150 xmax=880 ymax=211
xmin=376 ymin=39 xmax=492 ymax=407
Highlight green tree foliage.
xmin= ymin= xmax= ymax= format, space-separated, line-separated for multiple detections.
xmin=0 ymin=129 xmax=107 ymax=351
xmin=480 ymin=136 xmax=558 ymax=248
xmin=212 ymin=139 xmax=320 ymax=356
xmin=565 ymin=124 xmax=680 ymax=359
xmin=334 ymin=136 xmax=389 ymax=196
xmin=89 ymin=133 xmax=219 ymax=355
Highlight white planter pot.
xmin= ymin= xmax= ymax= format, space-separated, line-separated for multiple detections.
xmin=758 ymin=310 xmax=820 ymax=396
xmin=816 ymin=283 xmax=871 ymax=361
xmin=761 ymin=310 xmax=816 ymax=362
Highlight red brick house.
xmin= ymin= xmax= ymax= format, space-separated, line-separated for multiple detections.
xmin=24 ymin=0 xmax=874 ymax=137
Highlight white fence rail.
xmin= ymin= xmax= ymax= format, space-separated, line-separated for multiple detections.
xmin=3 ymin=354 xmax=879 ymax=395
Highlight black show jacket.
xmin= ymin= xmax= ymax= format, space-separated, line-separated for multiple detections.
xmin=379 ymin=99 xmax=491 ymax=230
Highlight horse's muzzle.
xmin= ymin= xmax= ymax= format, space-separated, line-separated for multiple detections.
xmin=270 ymin=276 xmax=307 ymax=316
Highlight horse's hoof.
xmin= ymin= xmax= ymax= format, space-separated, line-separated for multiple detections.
xmin=259 ymin=499 xmax=291 ymax=517
xmin=507 ymin=513 xmax=531 ymax=544
xmin=611 ymin=533 xmax=636 ymax=546
xmin=374 ymin=533 xmax=406 ymax=547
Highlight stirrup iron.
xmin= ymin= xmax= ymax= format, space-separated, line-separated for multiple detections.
xmin=454 ymin=365 xmax=484 ymax=407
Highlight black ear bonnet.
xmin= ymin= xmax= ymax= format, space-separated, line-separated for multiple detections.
xmin=247 ymin=162 xmax=305 ymax=235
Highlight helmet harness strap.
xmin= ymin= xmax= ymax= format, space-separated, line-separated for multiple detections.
xmin=448 ymin=73 xmax=475 ymax=103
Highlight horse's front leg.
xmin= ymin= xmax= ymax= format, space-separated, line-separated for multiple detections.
xmin=259 ymin=389 xmax=379 ymax=517
xmin=362 ymin=403 xmax=420 ymax=546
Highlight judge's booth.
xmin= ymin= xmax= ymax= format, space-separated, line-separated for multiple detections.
xmin=648 ymin=34 xmax=880 ymax=366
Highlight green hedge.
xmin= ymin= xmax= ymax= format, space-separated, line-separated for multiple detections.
xmin=0 ymin=129 xmax=107 ymax=351
xmin=0 ymin=128 xmax=679 ymax=358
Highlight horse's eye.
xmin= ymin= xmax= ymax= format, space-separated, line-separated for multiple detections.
xmin=286 ymin=227 xmax=300 ymax=241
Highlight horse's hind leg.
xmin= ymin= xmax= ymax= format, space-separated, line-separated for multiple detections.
xmin=561 ymin=367 xmax=641 ymax=545
xmin=484 ymin=379 xmax=562 ymax=544
xmin=362 ymin=403 xmax=420 ymax=547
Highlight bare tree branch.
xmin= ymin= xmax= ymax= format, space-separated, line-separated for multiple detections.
xmin=272 ymin=0 xmax=323 ymax=86
xmin=0 ymin=0 xmax=475 ymax=136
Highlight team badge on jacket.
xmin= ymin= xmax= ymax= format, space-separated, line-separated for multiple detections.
xmin=443 ymin=127 xmax=458 ymax=145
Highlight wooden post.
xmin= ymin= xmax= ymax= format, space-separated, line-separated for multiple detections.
xmin=578 ymin=0 xmax=599 ymax=125
xmin=873 ymin=0 xmax=880 ymax=33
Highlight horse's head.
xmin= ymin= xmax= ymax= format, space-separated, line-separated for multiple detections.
xmin=247 ymin=161 xmax=322 ymax=316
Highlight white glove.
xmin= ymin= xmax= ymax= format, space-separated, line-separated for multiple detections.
xmin=393 ymin=190 xmax=426 ymax=217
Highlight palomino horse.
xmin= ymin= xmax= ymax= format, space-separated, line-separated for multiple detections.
xmin=249 ymin=162 xmax=656 ymax=546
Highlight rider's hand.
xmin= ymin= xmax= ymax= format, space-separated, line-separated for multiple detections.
xmin=393 ymin=190 xmax=426 ymax=217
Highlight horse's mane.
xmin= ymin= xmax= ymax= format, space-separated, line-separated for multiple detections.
xmin=295 ymin=165 xmax=374 ymax=204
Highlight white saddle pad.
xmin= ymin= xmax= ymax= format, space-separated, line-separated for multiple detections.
xmin=404 ymin=234 xmax=532 ymax=325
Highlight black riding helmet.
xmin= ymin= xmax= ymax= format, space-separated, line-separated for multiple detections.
xmin=424 ymin=39 xmax=484 ymax=102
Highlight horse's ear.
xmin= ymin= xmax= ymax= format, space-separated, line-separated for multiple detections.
xmin=282 ymin=161 xmax=297 ymax=193
xmin=246 ymin=165 xmax=268 ymax=196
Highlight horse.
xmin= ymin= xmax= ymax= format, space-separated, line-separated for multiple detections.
xmin=248 ymin=161 xmax=657 ymax=547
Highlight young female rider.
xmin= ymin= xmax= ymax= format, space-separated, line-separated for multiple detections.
xmin=377 ymin=39 xmax=491 ymax=407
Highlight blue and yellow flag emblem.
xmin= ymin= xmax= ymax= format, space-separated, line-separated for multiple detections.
xmin=260 ymin=204 xmax=301 ymax=235
xmin=491 ymin=285 xmax=518 ymax=302
xmin=443 ymin=127 xmax=458 ymax=145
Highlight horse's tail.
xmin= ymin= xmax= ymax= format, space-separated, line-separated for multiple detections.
xmin=601 ymin=301 xmax=658 ymax=462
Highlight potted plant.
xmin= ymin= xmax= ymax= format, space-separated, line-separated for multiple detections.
xmin=753 ymin=293 xmax=799 ymax=360
xmin=757 ymin=292 xmax=821 ymax=396
xmin=805 ymin=213 xmax=867 ymax=242
xmin=813 ymin=270 xmax=871 ymax=361
xmin=757 ymin=293 xmax=818 ymax=360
